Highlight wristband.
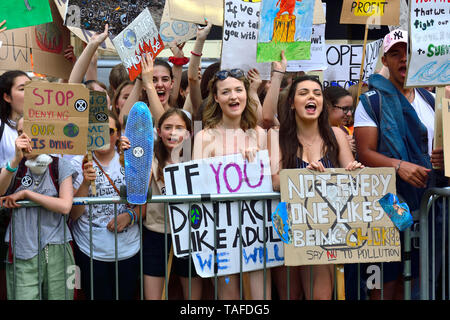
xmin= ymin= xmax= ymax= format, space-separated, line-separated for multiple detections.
xmin=6 ymin=161 xmax=18 ymax=173
xmin=126 ymin=209 xmax=135 ymax=226
xmin=190 ymin=51 xmax=202 ymax=57
xmin=395 ymin=160 xmax=403 ymax=173
xmin=168 ymin=56 xmax=190 ymax=66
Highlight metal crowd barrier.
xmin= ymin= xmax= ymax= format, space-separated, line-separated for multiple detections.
xmin=419 ymin=187 xmax=450 ymax=300
xmin=1 ymin=191 xmax=421 ymax=300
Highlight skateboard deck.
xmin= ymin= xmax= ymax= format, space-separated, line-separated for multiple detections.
xmin=124 ymin=102 xmax=153 ymax=204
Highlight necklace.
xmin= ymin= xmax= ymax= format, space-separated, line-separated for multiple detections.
xmin=299 ymin=134 xmax=319 ymax=147
xmin=406 ymin=89 xmax=414 ymax=102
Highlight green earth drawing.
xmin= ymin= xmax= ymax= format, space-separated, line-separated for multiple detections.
xmin=63 ymin=123 xmax=79 ymax=138
xmin=123 ymin=29 xmax=137 ymax=49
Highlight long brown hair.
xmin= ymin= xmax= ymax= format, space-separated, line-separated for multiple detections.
xmin=202 ymin=71 xmax=257 ymax=131
xmin=112 ymin=80 xmax=134 ymax=119
xmin=155 ymin=108 xmax=192 ymax=183
xmin=279 ymin=76 xmax=339 ymax=169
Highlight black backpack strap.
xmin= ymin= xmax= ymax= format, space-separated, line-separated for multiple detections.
xmin=49 ymin=156 xmax=60 ymax=194
xmin=12 ymin=158 xmax=28 ymax=194
xmin=0 ymin=121 xmax=5 ymax=144
xmin=416 ymin=88 xmax=435 ymax=111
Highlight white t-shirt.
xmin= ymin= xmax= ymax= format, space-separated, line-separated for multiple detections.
xmin=354 ymin=89 xmax=435 ymax=155
xmin=71 ymin=152 xmax=140 ymax=262
xmin=0 ymin=120 xmax=18 ymax=168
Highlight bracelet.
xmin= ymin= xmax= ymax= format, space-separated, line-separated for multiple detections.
xmin=190 ymin=51 xmax=202 ymax=57
xmin=168 ymin=56 xmax=190 ymax=66
xmin=126 ymin=208 xmax=135 ymax=226
xmin=273 ymin=70 xmax=285 ymax=74
xmin=6 ymin=161 xmax=18 ymax=173
xmin=395 ymin=160 xmax=403 ymax=173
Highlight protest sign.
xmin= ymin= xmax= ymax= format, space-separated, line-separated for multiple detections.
xmin=322 ymin=39 xmax=383 ymax=88
xmin=280 ymin=168 xmax=401 ymax=266
xmin=286 ymin=3 xmax=326 ymax=72
xmin=221 ymin=0 xmax=271 ymax=80
xmin=54 ymin=0 xmax=116 ymax=52
xmin=0 ymin=0 xmax=53 ymax=30
xmin=32 ymin=0 xmax=73 ymax=79
xmin=64 ymin=0 xmax=164 ymax=38
xmin=168 ymin=0 xmax=224 ymax=26
xmin=0 ymin=27 xmax=33 ymax=72
xmin=0 ymin=1 xmax=72 ymax=79
xmin=443 ymin=98 xmax=450 ymax=177
xmin=23 ymin=81 xmax=90 ymax=155
xmin=340 ymin=0 xmax=400 ymax=26
xmin=159 ymin=0 xmax=197 ymax=47
xmin=405 ymin=1 xmax=450 ymax=88
xmin=256 ymin=0 xmax=314 ymax=62
xmin=164 ymin=150 xmax=284 ymax=278
xmin=87 ymin=91 xmax=110 ymax=151
xmin=112 ymin=8 xmax=164 ymax=81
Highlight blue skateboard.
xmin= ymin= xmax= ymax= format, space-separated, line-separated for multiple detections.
xmin=124 ymin=102 xmax=153 ymax=204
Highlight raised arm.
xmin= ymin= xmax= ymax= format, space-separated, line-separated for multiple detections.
xmin=68 ymin=24 xmax=108 ymax=83
xmin=141 ymin=53 xmax=165 ymax=125
xmin=247 ymin=68 xmax=264 ymax=127
xmin=188 ymin=20 xmax=212 ymax=113
xmin=168 ymin=41 xmax=186 ymax=107
xmin=262 ymin=51 xmax=287 ymax=129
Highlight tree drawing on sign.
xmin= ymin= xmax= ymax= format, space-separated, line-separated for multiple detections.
xmin=273 ymin=0 xmax=302 ymax=42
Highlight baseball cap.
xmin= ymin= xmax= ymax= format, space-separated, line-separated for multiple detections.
xmin=383 ymin=29 xmax=408 ymax=54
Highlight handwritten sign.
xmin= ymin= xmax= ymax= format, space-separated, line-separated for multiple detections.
xmin=286 ymin=3 xmax=326 ymax=72
xmin=0 ymin=0 xmax=53 ymax=30
xmin=0 ymin=27 xmax=32 ymax=72
xmin=112 ymin=8 xmax=164 ymax=81
xmin=322 ymin=39 xmax=383 ymax=88
xmin=280 ymin=168 xmax=401 ymax=266
xmin=256 ymin=0 xmax=314 ymax=62
xmin=159 ymin=0 xmax=197 ymax=47
xmin=23 ymin=81 xmax=89 ymax=155
xmin=442 ymin=98 xmax=450 ymax=177
xmin=221 ymin=0 xmax=271 ymax=80
xmin=164 ymin=150 xmax=284 ymax=278
xmin=340 ymin=0 xmax=400 ymax=26
xmin=405 ymin=1 xmax=450 ymax=87
xmin=88 ymin=91 xmax=110 ymax=151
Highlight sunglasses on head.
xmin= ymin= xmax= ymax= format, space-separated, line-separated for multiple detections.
xmin=215 ymin=69 xmax=245 ymax=80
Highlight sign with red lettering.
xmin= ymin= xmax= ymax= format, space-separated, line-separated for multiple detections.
xmin=163 ymin=150 xmax=284 ymax=278
xmin=340 ymin=0 xmax=400 ymax=26
xmin=23 ymin=81 xmax=90 ymax=155
xmin=112 ymin=8 xmax=164 ymax=81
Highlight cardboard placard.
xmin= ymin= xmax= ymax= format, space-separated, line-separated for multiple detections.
xmin=159 ymin=0 xmax=197 ymax=47
xmin=88 ymin=91 xmax=110 ymax=151
xmin=280 ymin=168 xmax=401 ymax=266
xmin=164 ymin=150 xmax=284 ymax=278
xmin=405 ymin=1 xmax=450 ymax=88
xmin=256 ymin=0 xmax=314 ymax=62
xmin=168 ymin=0 xmax=224 ymax=26
xmin=112 ymin=8 xmax=164 ymax=81
xmin=442 ymin=98 xmax=450 ymax=177
xmin=0 ymin=27 xmax=33 ymax=72
xmin=24 ymin=81 xmax=90 ymax=155
xmin=221 ymin=0 xmax=271 ymax=80
xmin=0 ymin=0 xmax=53 ymax=30
xmin=340 ymin=0 xmax=400 ymax=26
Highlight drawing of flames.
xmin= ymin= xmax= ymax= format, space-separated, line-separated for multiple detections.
xmin=125 ymin=34 xmax=164 ymax=81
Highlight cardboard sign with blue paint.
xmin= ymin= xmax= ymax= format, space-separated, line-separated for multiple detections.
xmin=164 ymin=150 xmax=284 ymax=278
xmin=124 ymin=102 xmax=153 ymax=205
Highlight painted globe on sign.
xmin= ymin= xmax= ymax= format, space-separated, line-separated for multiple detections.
xmin=123 ymin=29 xmax=137 ymax=49
xmin=63 ymin=123 xmax=79 ymax=138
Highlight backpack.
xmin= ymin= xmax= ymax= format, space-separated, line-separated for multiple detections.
xmin=10 ymin=156 xmax=60 ymax=194
xmin=363 ymin=87 xmax=435 ymax=126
